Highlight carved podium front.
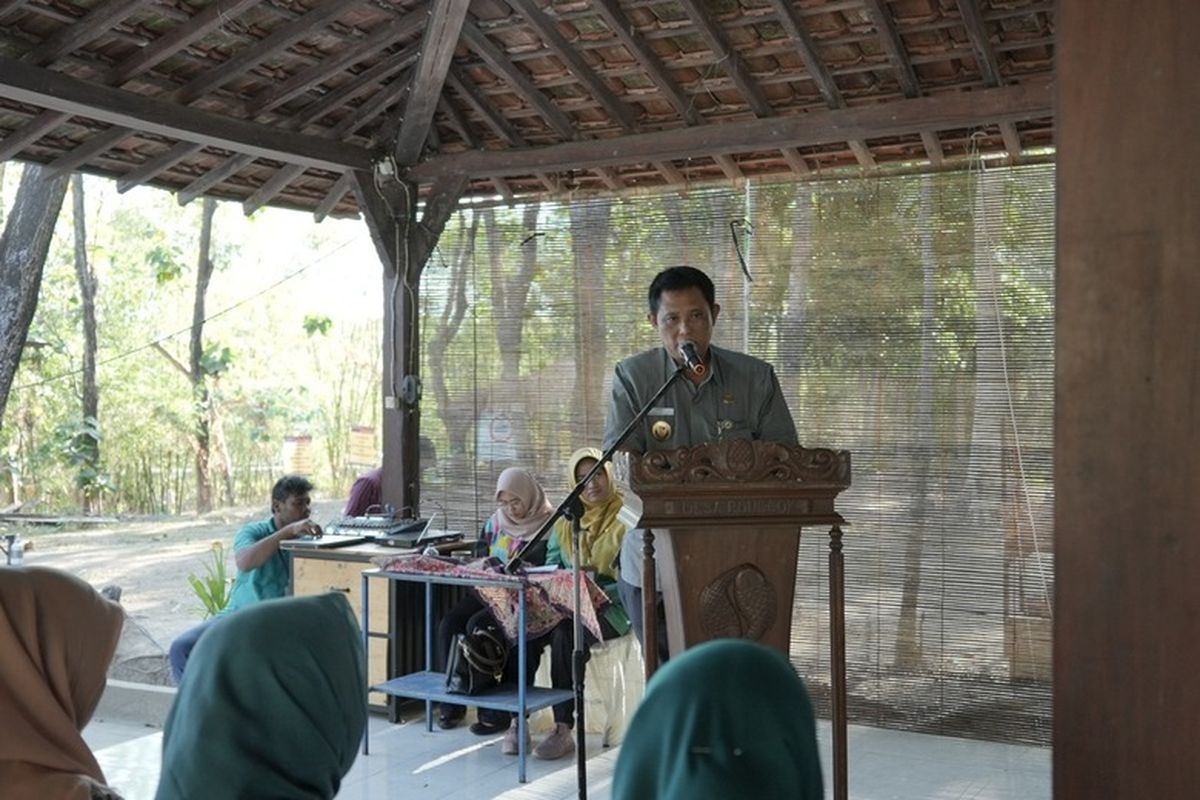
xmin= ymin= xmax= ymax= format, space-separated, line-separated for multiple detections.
xmin=613 ymin=439 xmax=852 ymax=800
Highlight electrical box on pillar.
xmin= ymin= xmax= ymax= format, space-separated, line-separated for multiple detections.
xmin=400 ymin=375 xmax=422 ymax=406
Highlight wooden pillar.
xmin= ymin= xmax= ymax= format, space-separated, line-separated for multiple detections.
xmin=353 ymin=169 xmax=469 ymax=516
xmin=1055 ymin=4 xmax=1200 ymax=798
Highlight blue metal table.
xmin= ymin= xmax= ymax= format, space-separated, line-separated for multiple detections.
xmin=361 ymin=567 xmax=573 ymax=782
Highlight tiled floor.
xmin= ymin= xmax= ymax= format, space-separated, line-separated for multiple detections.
xmin=84 ymin=712 xmax=1050 ymax=799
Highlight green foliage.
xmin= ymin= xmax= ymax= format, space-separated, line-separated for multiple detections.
xmin=146 ymin=243 xmax=185 ymax=284
xmin=187 ymin=541 xmax=232 ymax=618
xmin=52 ymin=416 xmax=112 ymax=500
xmin=199 ymin=342 xmax=234 ymax=376
xmin=303 ymin=314 xmax=333 ymax=336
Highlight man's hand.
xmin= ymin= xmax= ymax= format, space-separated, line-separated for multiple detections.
xmin=280 ymin=518 xmax=322 ymax=540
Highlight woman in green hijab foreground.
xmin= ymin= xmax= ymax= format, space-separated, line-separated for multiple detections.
xmin=155 ymin=592 xmax=366 ymax=800
xmin=612 ymin=639 xmax=823 ymax=800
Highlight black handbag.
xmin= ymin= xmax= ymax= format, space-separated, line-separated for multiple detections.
xmin=445 ymin=625 xmax=508 ymax=695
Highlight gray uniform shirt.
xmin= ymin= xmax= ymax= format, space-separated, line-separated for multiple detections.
xmin=603 ymin=344 xmax=799 ymax=587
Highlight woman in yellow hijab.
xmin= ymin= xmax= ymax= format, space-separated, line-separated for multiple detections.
xmin=525 ymin=446 xmax=631 ymax=761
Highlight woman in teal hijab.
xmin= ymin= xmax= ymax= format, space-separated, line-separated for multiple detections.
xmin=612 ymin=639 xmax=823 ymax=800
xmin=156 ymin=592 xmax=366 ymax=799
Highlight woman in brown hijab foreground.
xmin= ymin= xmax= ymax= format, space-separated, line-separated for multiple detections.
xmin=0 ymin=565 xmax=126 ymax=800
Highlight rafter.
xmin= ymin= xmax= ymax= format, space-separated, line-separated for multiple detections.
xmin=243 ymin=163 xmax=306 ymax=214
xmin=313 ymin=171 xmax=353 ymax=222
xmin=445 ymin=65 xmax=560 ymax=194
xmin=859 ymin=0 xmax=948 ymax=166
xmin=117 ymin=141 xmax=203 ymax=193
xmin=47 ymin=125 xmax=131 ymax=174
xmin=437 ymin=95 xmax=516 ymax=199
xmin=674 ymin=0 xmax=771 ymax=117
xmin=0 ymin=109 xmax=66 ymax=161
xmin=37 ymin=0 xmax=368 ymax=194
xmin=26 ymin=0 xmax=152 ymax=66
xmin=590 ymin=0 xmax=701 ymax=125
xmin=859 ymin=0 xmax=922 ymax=97
xmin=0 ymin=58 xmax=372 ymax=172
xmin=299 ymin=41 xmax=420 ymax=130
xmin=406 ymin=79 xmax=1053 ymax=182
xmin=392 ymin=0 xmax=471 ymax=165
xmin=957 ymin=0 xmax=1022 ymax=164
xmin=106 ymin=0 xmax=260 ymax=85
xmin=177 ymin=153 xmax=256 ymax=206
xmin=505 ymin=0 xmax=637 ymax=131
xmin=247 ymin=8 xmax=425 ymax=119
xmin=461 ymin=20 xmax=576 ymax=140
xmin=173 ymin=0 xmax=365 ymax=106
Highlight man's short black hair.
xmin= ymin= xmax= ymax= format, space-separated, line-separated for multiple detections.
xmin=272 ymin=474 xmax=314 ymax=504
xmin=647 ymin=266 xmax=716 ymax=316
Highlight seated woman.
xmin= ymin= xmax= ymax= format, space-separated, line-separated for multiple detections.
xmin=0 ymin=566 xmax=125 ymax=800
xmin=155 ymin=593 xmax=366 ymax=800
xmin=611 ymin=639 xmax=823 ymax=800
xmin=517 ymin=446 xmax=630 ymax=761
xmin=436 ymin=466 xmax=554 ymax=732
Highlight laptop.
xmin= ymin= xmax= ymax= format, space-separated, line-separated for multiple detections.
xmin=374 ymin=513 xmax=459 ymax=549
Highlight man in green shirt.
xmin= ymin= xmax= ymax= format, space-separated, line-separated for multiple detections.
xmin=603 ymin=266 xmax=798 ymax=662
xmin=168 ymin=475 xmax=321 ymax=683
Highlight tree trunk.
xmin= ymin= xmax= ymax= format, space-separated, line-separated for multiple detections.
xmin=780 ymin=190 xmax=812 ymax=378
xmin=0 ymin=164 xmax=70 ymax=425
xmin=894 ymin=176 xmax=937 ymax=668
xmin=428 ymin=214 xmax=478 ymax=456
xmin=190 ymin=198 xmax=217 ymax=513
xmin=71 ymin=174 xmax=101 ymax=513
xmin=568 ymin=198 xmax=612 ymax=442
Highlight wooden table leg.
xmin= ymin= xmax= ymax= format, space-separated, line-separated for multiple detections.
xmin=642 ymin=529 xmax=658 ymax=681
xmin=829 ymin=524 xmax=847 ymax=800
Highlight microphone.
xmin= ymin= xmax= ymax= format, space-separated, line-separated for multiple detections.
xmin=679 ymin=341 xmax=707 ymax=376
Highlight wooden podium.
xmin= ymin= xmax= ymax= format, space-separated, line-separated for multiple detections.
xmin=614 ymin=439 xmax=852 ymax=800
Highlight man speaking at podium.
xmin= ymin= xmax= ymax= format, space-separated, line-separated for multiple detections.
xmin=603 ymin=266 xmax=798 ymax=663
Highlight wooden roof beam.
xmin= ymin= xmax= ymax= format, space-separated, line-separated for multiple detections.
xmin=250 ymin=8 xmax=426 ymax=119
xmin=505 ymin=0 xmax=638 ymax=131
xmin=461 ymin=19 xmax=577 ymax=140
xmin=406 ymin=79 xmax=1052 ymax=181
xmin=176 ymin=153 xmax=256 ymax=205
xmin=243 ymin=163 xmax=307 ymax=215
xmin=174 ymin=0 xmax=366 ymax=106
xmin=437 ymin=95 xmax=515 ymax=199
xmin=116 ymin=141 xmax=203 ymax=192
xmin=313 ymin=171 xmax=353 ymax=222
xmin=26 ymin=0 xmax=153 ymax=66
xmin=674 ymin=0 xmax=771 ymax=117
xmin=391 ymin=0 xmax=472 ymax=165
xmin=505 ymin=0 xmax=677 ymax=185
xmin=445 ymin=66 xmax=557 ymax=195
xmin=0 ymin=57 xmax=372 ymax=172
xmin=764 ymin=0 xmax=843 ymax=109
xmin=0 ymin=109 xmax=66 ymax=161
xmin=445 ymin=64 xmax=523 ymax=147
xmin=957 ymin=0 xmax=1021 ymax=164
xmin=860 ymin=0 xmax=921 ymax=96
xmin=297 ymin=42 xmax=420 ymax=129
xmin=106 ymin=0 xmax=260 ymax=85
xmin=590 ymin=0 xmax=701 ymax=125
xmin=860 ymin=0 xmax=946 ymax=166
xmin=50 ymin=0 xmax=366 ymax=189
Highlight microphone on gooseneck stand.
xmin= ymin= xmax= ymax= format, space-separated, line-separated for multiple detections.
xmin=679 ymin=341 xmax=707 ymax=377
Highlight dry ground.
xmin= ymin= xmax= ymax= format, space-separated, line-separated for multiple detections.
xmin=6 ymin=498 xmax=344 ymax=683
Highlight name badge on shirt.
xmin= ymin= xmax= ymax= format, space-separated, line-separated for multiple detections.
xmin=649 ymin=407 xmax=674 ymax=441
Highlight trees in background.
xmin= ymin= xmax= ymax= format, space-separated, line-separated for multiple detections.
xmin=0 ymin=164 xmax=70 ymax=429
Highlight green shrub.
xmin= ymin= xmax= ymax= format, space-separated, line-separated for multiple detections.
xmin=187 ymin=541 xmax=232 ymax=618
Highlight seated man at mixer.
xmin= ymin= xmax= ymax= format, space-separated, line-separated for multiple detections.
xmin=167 ymin=475 xmax=321 ymax=684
